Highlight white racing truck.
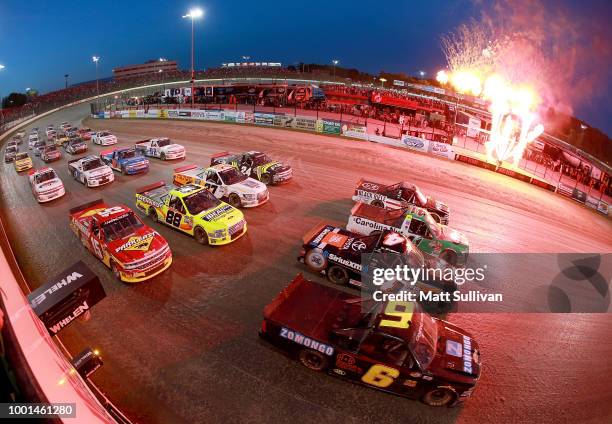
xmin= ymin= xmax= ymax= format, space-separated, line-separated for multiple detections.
xmin=134 ymin=137 xmax=186 ymax=160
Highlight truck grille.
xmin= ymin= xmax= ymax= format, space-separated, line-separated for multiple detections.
xmin=229 ymin=220 xmax=245 ymax=237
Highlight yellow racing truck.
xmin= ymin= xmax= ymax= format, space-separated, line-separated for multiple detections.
xmin=135 ymin=181 xmax=247 ymax=245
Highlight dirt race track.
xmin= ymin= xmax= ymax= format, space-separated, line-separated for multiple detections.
xmin=1 ymin=103 xmax=611 ymax=424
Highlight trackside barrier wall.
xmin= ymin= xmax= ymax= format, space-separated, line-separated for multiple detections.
xmin=97 ymin=107 xmax=608 ymax=217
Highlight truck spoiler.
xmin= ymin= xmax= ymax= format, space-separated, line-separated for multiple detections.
xmin=174 ymin=164 xmax=198 ymax=173
xmin=99 ymin=148 xmax=117 ymax=157
xmin=301 ymin=222 xmax=329 ymax=245
xmin=136 ymin=181 xmax=166 ymax=195
xmin=69 ymin=199 xmax=105 ymax=216
xmin=210 ymin=151 xmax=231 ymax=159
xmin=263 ymin=274 xmax=308 ymax=319
xmin=134 ymin=139 xmax=151 ymax=145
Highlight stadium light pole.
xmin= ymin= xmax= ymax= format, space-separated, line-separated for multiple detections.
xmin=64 ymin=74 xmax=69 ymax=89
xmin=92 ymin=56 xmax=100 ymax=108
xmin=332 ymin=60 xmax=338 ymax=82
xmin=0 ymin=64 xmax=5 ymax=127
xmin=183 ymin=8 xmax=204 ymax=108
xmin=379 ymin=77 xmax=387 ymax=88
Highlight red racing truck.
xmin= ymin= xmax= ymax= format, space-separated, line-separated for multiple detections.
xmin=260 ymin=274 xmax=481 ymax=407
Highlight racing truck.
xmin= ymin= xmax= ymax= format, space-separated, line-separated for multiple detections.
xmin=352 ymin=179 xmax=450 ymax=225
xmin=299 ymin=224 xmax=456 ymax=302
xmin=347 ymin=203 xmax=469 ymax=266
xmin=69 ymin=200 xmax=172 ymax=283
xmin=40 ymin=144 xmax=62 ymax=162
xmin=173 ymin=164 xmax=269 ymax=208
xmin=135 ymin=182 xmax=247 ymax=245
xmin=68 ymin=155 xmax=114 ymax=187
xmin=64 ymin=137 xmax=88 ymax=155
xmin=4 ymin=145 xmax=18 ymax=163
xmin=46 ymin=127 xmax=56 ymax=140
xmin=28 ymin=167 xmax=65 ymax=202
xmin=55 ymin=131 xmax=70 ymax=146
xmin=134 ymin=137 xmax=186 ymax=160
xmin=100 ymin=148 xmax=150 ymax=175
xmin=210 ymin=151 xmax=292 ymax=185
xmin=14 ymin=152 xmax=33 ymax=172
xmin=78 ymin=127 xmax=93 ymax=140
xmin=32 ymin=139 xmax=47 ymax=157
xmin=92 ymin=131 xmax=118 ymax=146
xmin=260 ymin=274 xmax=481 ymax=407
xmin=28 ymin=133 xmax=40 ymax=149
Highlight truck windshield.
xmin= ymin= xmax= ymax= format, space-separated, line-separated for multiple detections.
xmin=252 ymin=153 xmax=272 ymax=166
xmin=83 ymin=158 xmax=103 ymax=170
xmin=36 ymin=170 xmax=56 ymax=184
xmin=120 ymin=150 xmax=136 ymax=159
xmin=414 ymin=186 xmax=428 ymax=206
xmin=156 ymin=138 xmax=170 ymax=147
xmin=219 ymin=168 xmax=247 ymax=185
xmin=15 ymin=153 xmax=28 ymax=160
xmin=102 ymin=213 xmax=144 ymax=242
xmin=183 ymin=190 xmax=220 ymax=215
xmin=408 ymin=312 xmax=438 ymax=370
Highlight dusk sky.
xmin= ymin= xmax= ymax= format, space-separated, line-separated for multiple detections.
xmin=0 ymin=0 xmax=610 ymax=135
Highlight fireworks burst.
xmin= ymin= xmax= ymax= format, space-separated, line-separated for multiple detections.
xmin=439 ymin=19 xmax=545 ymax=165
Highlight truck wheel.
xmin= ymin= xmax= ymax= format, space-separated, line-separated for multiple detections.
xmin=228 ymin=193 xmax=242 ymax=208
xmin=148 ymin=207 xmax=158 ymax=223
xmin=304 ymin=249 xmax=327 ymax=272
xmin=421 ymin=387 xmax=456 ymax=407
xmin=160 ymin=152 xmax=166 ymax=161
xmin=440 ymin=250 xmax=457 ymax=266
xmin=298 ymin=349 xmax=329 ymax=372
xmin=371 ymin=200 xmax=384 ymax=208
xmin=194 ymin=227 xmax=209 ymax=245
xmin=261 ymin=173 xmax=271 ymax=185
xmin=110 ymin=261 xmax=122 ymax=282
xmin=327 ymin=265 xmax=349 ymax=286
xmin=121 ymin=166 xmax=127 ymax=175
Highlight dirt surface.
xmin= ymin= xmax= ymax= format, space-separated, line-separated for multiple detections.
xmin=1 ymin=103 xmax=611 ymax=424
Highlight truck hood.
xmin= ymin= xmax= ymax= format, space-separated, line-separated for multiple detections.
xmin=161 ymin=144 xmax=184 ymax=153
xmin=35 ymin=178 xmax=63 ymax=193
xmin=232 ymin=178 xmax=267 ymax=194
xmin=437 ymin=224 xmax=468 ymax=247
xmin=107 ymin=228 xmax=167 ymax=265
xmin=425 ymin=196 xmax=449 ymax=213
xmin=265 ymin=162 xmax=291 ymax=175
xmin=198 ymin=203 xmax=242 ymax=223
xmin=84 ymin=166 xmax=112 ymax=178
xmin=122 ymin=156 xmax=148 ymax=166
xmin=428 ymin=319 xmax=481 ymax=384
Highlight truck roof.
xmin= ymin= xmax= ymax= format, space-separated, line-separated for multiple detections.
xmin=137 ymin=181 xmax=202 ymax=197
xmin=351 ymin=201 xmax=427 ymax=222
xmin=264 ymin=274 xmax=354 ymax=342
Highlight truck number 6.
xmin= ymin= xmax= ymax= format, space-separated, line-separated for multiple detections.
xmin=166 ymin=210 xmax=182 ymax=227
xmin=361 ymin=364 xmax=400 ymax=388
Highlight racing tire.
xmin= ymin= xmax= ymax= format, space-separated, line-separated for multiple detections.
xmin=440 ymin=250 xmax=458 ymax=266
xmin=298 ymin=349 xmax=329 ymax=372
xmin=327 ymin=265 xmax=349 ymax=286
xmin=148 ymin=207 xmax=158 ymax=223
xmin=160 ymin=152 xmax=166 ymax=161
xmin=371 ymin=200 xmax=384 ymax=208
xmin=228 ymin=193 xmax=242 ymax=208
xmin=260 ymin=173 xmax=272 ymax=185
xmin=304 ymin=249 xmax=327 ymax=272
xmin=110 ymin=261 xmax=122 ymax=282
xmin=430 ymin=213 xmax=441 ymax=224
xmin=421 ymin=387 xmax=456 ymax=407
xmin=121 ymin=166 xmax=127 ymax=175
xmin=194 ymin=227 xmax=209 ymax=245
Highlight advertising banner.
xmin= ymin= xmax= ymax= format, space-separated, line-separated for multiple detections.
xmin=597 ymin=200 xmax=609 ymax=215
xmin=320 ymin=119 xmax=341 ymax=135
xmin=160 ymin=109 xmax=169 ymax=119
xmin=244 ymin=112 xmax=254 ymax=124
xmin=429 ymin=141 xmax=455 ymax=159
xmin=254 ymin=113 xmax=274 ymax=126
xmin=586 ymin=196 xmax=599 ymax=210
xmin=369 ymin=134 xmax=404 ymax=148
xmin=467 ymin=117 xmax=481 ymax=138
xmin=234 ymin=111 xmax=246 ymax=123
xmin=557 ymin=183 xmax=574 ymax=197
xmin=393 ymin=80 xmax=405 ymax=87
xmin=273 ymin=115 xmax=296 ymax=129
xmin=167 ymin=109 xmax=179 ymax=118
xmin=401 ymin=135 xmax=429 ymax=153
xmin=341 ymin=124 xmax=368 ymax=140
xmin=224 ymin=111 xmax=237 ymax=123
xmin=571 ymin=188 xmax=587 ymax=203
xmin=295 ymin=117 xmax=316 ymax=131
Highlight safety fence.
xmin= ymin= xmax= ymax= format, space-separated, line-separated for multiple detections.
xmin=94 ymin=106 xmax=610 ymax=217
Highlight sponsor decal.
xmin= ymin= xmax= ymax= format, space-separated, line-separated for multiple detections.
xmin=311 ymin=227 xmax=331 ymax=245
xmin=136 ymin=194 xmax=163 ymax=208
xmin=322 ymin=233 xmax=349 ymax=248
xmin=335 ymin=353 xmax=362 ymax=373
xmin=361 ymin=182 xmax=379 ymax=191
xmin=351 ymin=240 xmax=367 ymax=252
xmin=202 ymin=204 xmax=234 ymax=221
xmin=353 ymin=217 xmax=392 ymax=232
xmin=446 ymin=340 xmax=462 ymax=357
xmin=49 ymin=300 xmax=90 ymax=334
xmin=115 ymin=233 xmax=154 ymax=253
xmin=29 ymin=272 xmax=84 ymax=308
xmin=328 ymin=253 xmax=362 ymax=271
xmin=280 ymin=327 xmax=334 ymax=356
xmin=463 ymin=335 xmax=473 ymax=374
